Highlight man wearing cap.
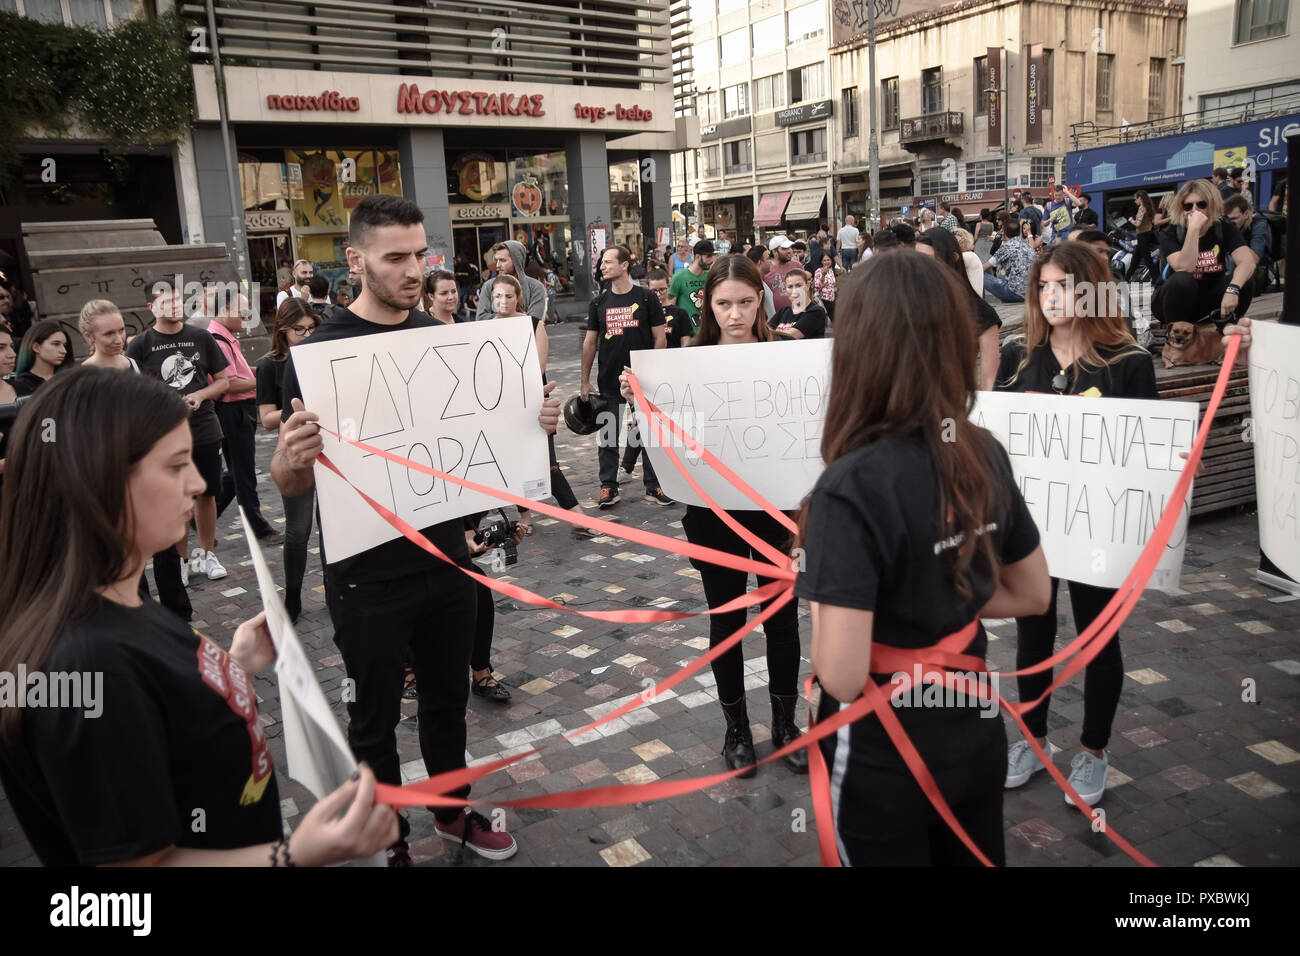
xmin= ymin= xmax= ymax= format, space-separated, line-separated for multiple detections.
xmin=765 ymin=235 xmax=801 ymax=311
xmin=668 ymin=239 xmax=716 ymax=323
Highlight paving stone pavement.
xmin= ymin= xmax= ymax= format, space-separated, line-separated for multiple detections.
xmin=1 ymin=321 xmax=1296 ymax=869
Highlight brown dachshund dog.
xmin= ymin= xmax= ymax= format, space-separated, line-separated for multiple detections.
xmin=1161 ymin=320 xmax=1225 ymax=368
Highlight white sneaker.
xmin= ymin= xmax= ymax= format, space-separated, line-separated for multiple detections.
xmin=180 ymin=558 xmax=189 ymax=588
xmin=203 ymin=550 xmax=228 ymax=580
xmin=187 ymin=548 xmax=204 ymax=585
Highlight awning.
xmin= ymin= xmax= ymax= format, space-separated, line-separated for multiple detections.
xmin=753 ymin=191 xmax=792 ymax=227
xmin=783 ymin=188 xmax=827 ymax=221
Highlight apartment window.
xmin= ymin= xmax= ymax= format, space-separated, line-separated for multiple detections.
xmin=788 ymin=1 xmax=826 ymax=44
xmin=918 ymin=164 xmax=950 ymax=194
xmin=720 ymin=28 xmax=748 ymax=64
xmin=790 ymin=127 xmax=827 ymax=165
xmin=965 ymin=160 xmax=1005 ymax=191
xmin=753 ymin=15 xmax=784 ymax=54
xmin=1235 ymin=0 xmax=1290 ymax=42
xmin=1029 ymin=156 xmax=1057 ymax=188
xmin=723 ymin=83 xmax=750 ymax=119
xmin=882 ymin=76 xmax=900 ymax=130
xmin=1096 ymin=54 xmax=1114 ymax=112
xmin=20 ymin=0 xmax=141 ymax=26
xmin=973 ymin=56 xmax=989 ymax=116
xmin=1041 ymin=49 xmax=1053 ymax=110
xmin=700 ymin=145 xmax=721 ymax=177
xmin=922 ymin=67 xmax=944 ymax=115
xmin=698 ymin=91 xmax=718 ymax=125
xmin=694 ymin=38 xmax=718 ymax=76
xmin=723 ymin=138 xmax=753 ymax=174
xmin=1148 ymin=58 xmax=1166 ymax=119
xmin=842 ymin=88 xmax=860 ymax=137
xmin=753 ymin=73 xmax=787 ymax=112
xmin=790 ymin=62 xmax=825 ymax=104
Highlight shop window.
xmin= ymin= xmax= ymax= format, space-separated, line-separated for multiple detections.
xmin=509 ymin=151 xmax=569 ymax=218
xmin=447 ymin=150 xmax=507 ymax=203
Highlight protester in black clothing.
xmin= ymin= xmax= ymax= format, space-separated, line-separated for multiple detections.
xmin=916 ymin=228 xmax=1002 ymax=389
xmin=796 ymin=253 xmax=1049 ymax=866
xmin=1126 ymin=189 xmax=1158 ymax=280
xmin=0 ymin=367 xmax=397 ymax=866
xmin=11 ymin=319 xmax=71 ymax=396
xmin=620 ymin=253 xmax=809 ymax=777
xmin=255 ymin=299 xmax=320 ymax=622
xmin=581 ymin=244 xmax=669 ymax=509
xmin=996 ymin=241 xmax=1158 ymax=809
xmin=272 ymin=195 xmax=562 ymax=864
xmin=647 ymin=268 xmax=695 ymax=346
xmin=1074 ymin=193 xmax=1100 ymax=230
xmin=1153 ymin=179 xmax=1256 ymax=328
xmin=768 ymin=269 xmax=827 ymax=339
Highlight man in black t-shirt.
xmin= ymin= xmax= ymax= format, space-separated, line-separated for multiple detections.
xmin=1152 ymin=184 xmax=1256 ymax=328
xmin=581 ymin=245 xmax=668 ymax=508
xmin=273 ymin=196 xmax=560 ymax=865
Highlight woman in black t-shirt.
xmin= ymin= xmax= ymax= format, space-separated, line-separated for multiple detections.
xmin=996 ymin=241 xmax=1157 ymax=809
xmin=1153 ymin=178 xmax=1256 ymax=327
xmin=621 ymin=254 xmax=809 ymax=777
xmin=916 ymin=228 xmax=1002 ymax=389
xmin=255 ymin=298 xmax=320 ymax=623
xmin=0 ymin=368 xmax=396 ymax=866
xmin=796 ymin=253 xmax=1049 ymax=866
xmin=11 ymin=319 xmax=72 ymax=397
xmin=769 ymin=269 xmax=828 ymax=339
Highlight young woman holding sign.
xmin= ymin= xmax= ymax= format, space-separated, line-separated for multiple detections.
xmin=795 ymin=252 xmax=1050 ymax=866
xmin=995 ymin=241 xmax=1157 ymax=806
xmin=620 ymin=254 xmax=809 ymax=776
xmin=0 ymin=368 xmax=397 ymax=866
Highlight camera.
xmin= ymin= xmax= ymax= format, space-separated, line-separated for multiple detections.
xmin=474 ymin=509 xmax=518 ymax=567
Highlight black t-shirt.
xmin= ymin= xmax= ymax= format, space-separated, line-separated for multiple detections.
xmin=795 ymin=432 xmax=1039 ymax=725
xmin=970 ymin=290 xmax=1002 ymax=334
xmin=126 ymin=325 xmax=229 ymax=446
xmin=663 ymin=304 xmax=696 ymax=347
xmin=280 ymin=307 xmax=470 ymax=584
xmin=1156 ymin=218 xmax=1246 ymax=288
xmin=996 ymin=339 xmax=1158 ymax=399
xmin=1076 ymin=208 xmax=1100 ymax=228
xmin=769 ymin=304 xmax=828 ymax=339
xmin=586 ymin=286 xmax=665 ymax=396
xmin=0 ymin=596 xmax=282 ymax=865
xmin=255 ymin=354 xmax=287 ymax=409
xmin=9 ymin=371 xmax=49 ymax=398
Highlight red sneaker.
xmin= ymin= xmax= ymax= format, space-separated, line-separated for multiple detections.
xmin=434 ymin=809 xmax=518 ymax=861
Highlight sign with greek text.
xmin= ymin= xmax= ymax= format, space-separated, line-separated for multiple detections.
xmin=970 ymin=391 xmax=1198 ymax=590
xmin=292 ymin=316 xmax=550 ymax=562
xmin=631 ymin=340 xmax=830 ymax=510
xmin=1248 ymin=321 xmax=1300 ymax=582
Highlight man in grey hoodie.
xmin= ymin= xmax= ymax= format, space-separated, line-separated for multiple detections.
xmin=475 ymin=240 xmax=547 ymax=322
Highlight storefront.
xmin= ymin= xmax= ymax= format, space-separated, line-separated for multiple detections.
xmin=700 ymin=195 xmax=754 ymax=247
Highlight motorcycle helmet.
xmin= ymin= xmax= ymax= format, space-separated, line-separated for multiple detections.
xmin=563 ymin=393 xmax=609 ymax=436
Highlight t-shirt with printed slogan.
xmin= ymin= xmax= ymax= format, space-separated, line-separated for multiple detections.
xmin=586 ymin=286 xmax=665 ymax=397
xmin=795 ymin=432 xmax=1040 ymax=734
xmin=279 ymin=307 xmax=471 ymax=585
xmin=769 ymin=303 xmax=828 ymax=339
xmin=0 ymin=596 xmax=282 ymax=865
xmin=126 ymin=325 xmax=229 ymax=446
xmin=1156 ymin=218 xmax=1247 ymax=289
xmin=995 ymin=339 xmax=1158 ymax=400
xmin=663 ymin=304 xmax=697 ymax=347
xmin=668 ymin=267 xmax=709 ymax=319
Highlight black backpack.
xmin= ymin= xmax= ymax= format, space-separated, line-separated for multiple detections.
xmin=1258 ymin=210 xmax=1286 ymax=263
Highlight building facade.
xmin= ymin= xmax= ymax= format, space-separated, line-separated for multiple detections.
xmin=1183 ymin=0 xmax=1297 ymax=115
xmin=830 ymin=0 xmax=1186 ymax=225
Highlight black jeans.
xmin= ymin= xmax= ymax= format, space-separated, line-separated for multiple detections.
xmin=325 ymin=566 xmax=476 ymax=829
xmin=1152 ymin=270 xmax=1255 ymax=325
xmin=215 ymin=400 xmax=273 ymax=536
xmin=468 ymin=575 xmax=496 ymax=672
xmin=597 ymin=395 xmax=658 ymax=492
xmin=1015 ymin=578 xmax=1124 ymax=750
xmin=682 ymin=505 xmax=800 ymax=703
xmin=139 ymin=548 xmax=192 ymax=621
xmin=1126 ymin=230 xmax=1158 ymax=280
xmin=281 ymin=489 xmax=315 ymax=595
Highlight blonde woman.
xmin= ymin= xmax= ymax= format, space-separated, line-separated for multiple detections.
xmin=79 ymin=300 xmax=138 ymax=371
xmin=1153 ymin=179 xmax=1256 ymax=327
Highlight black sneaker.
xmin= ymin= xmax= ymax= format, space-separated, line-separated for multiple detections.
xmin=387 ymin=839 xmax=414 ymax=867
xmin=597 ymin=487 xmax=620 ymax=509
xmin=644 ymin=487 xmax=674 ymax=505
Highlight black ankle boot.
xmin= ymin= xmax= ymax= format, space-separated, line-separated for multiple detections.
xmin=720 ymin=697 xmax=757 ymax=778
xmin=283 ymin=588 xmax=302 ymax=623
xmin=770 ymin=694 xmax=809 ymax=775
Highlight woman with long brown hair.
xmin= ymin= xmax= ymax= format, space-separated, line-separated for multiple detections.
xmin=0 ymin=368 xmax=396 ymax=865
xmin=255 ymin=298 xmax=319 ymax=621
xmin=996 ymin=240 xmax=1155 ymax=808
xmin=621 ymin=254 xmax=808 ymax=777
xmin=11 ymin=319 xmax=71 ymax=396
xmin=795 ymin=251 xmax=1050 ymax=865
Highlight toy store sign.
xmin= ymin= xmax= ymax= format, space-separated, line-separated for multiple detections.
xmin=574 ymin=103 xmax=655 ymax=123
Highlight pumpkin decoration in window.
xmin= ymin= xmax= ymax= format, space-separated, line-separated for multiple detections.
xmin=512 ymin=175 xmax=543 ymax=217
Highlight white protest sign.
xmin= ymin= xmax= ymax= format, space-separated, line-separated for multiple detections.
xmin=631 ymin=339 xmax=830 ymax=509
xmin=970 ymin=392 xmax=1198 ymax=591
xmin=1248 ymin=321 xmax=1300 ymax=582
xmin=292 ymin=316 xmax=550 ymax=562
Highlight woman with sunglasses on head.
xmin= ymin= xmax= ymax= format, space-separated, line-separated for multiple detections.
xmin=620 ymin=254 xmax=809 ymax=777
xmin=11 ymin=319 xmax=71 ymax=397
xmin=0 ymin=368 xmax=397 ymax=866
xmin=255 ymin=299 xmax=320 ymax=622
xmin=995 ymin=241 xmax=1157 ymax=808
xmin=79 ymin=300 xmax=138 ymax=371
xmin=796 ymin=253 xmax=1050 ymax=865
xmin=1152 ymin=179 xmax=1256 ymax=329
